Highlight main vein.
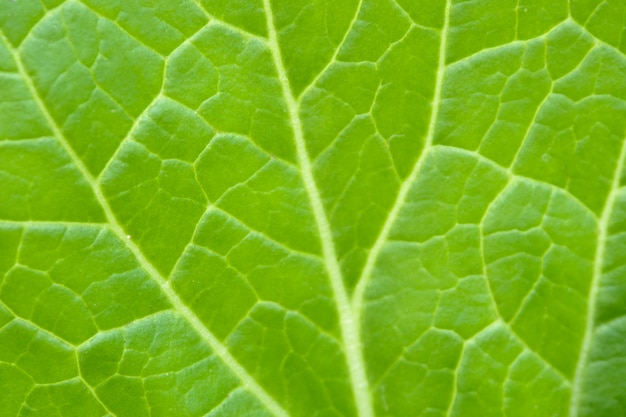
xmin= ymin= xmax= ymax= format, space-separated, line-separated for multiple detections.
xmin=261 ymin=2 xmax=374 ymax=416
xmin=569 ymin=134 xmax=626 ymax=416
xmin=1 ymin=33 xmax=289 ymax=417
xmin=352 ymin=0 xmax=452 ymax=316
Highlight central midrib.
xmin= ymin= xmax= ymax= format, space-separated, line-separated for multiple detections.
xmin=261 ymin=1 xmax=375 ymax=416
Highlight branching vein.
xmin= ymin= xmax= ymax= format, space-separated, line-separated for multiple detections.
xmin=0 ymin=31 xmax=289 ymax=417
xmin=352 ymin=0 xmax=452 ymax=324
xmin=261 ymin=1 xmax=374 ymax=416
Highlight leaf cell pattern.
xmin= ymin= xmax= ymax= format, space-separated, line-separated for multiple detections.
xmin=1 ymin=0 xmax=625 ymax=416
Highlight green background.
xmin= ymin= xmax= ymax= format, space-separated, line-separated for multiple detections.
xmin=1 ymin=0 xmax=625 ymax=416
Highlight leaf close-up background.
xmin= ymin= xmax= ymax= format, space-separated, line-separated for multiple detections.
xmin=1 ymin=0 xmax=625 ymax=416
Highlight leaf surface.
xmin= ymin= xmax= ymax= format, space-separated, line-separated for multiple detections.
xmin=1 ymin=1 xmax=626 ymax=416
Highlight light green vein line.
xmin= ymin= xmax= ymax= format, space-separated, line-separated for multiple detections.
xmin=1 ymin=32 xmax=290 ymax=417
xmin=74 ymin=1 xmax=163 ymax=58
xmin=189 ymin=0 xmax=267 ymax=41
xmin=74 ymin=351 xmax=119 ymax=417
xmin=80 ymin=376 xmax=118 ymax=417
xmin=352 ymin=0 xmax=452 ymax=316
xmin=95 ymin=90 xmax=163 ymax=182
xmin=4 ymin=310 xmax=76 ymax=349
xmin=446 ymin=20 xmax=568 ymax=69
xmin=576 ymin=21 xmax=626 ymax=59
xmin=297 ymin=0 xmax=364 ymax=102
xmin=431 ymin=144 xmax=598 ymax=219
xmin=95 ymin=20 xmax=211 ymax=182
xmin=444 ymin=339 xmax=466 ymax=417
xmin=569 ymin=134 xmax=626 ymax=417
xmin=261 ymin=1 xmax=374 ymax=416
xmin=476 ymin=181 xmax=572 ymax=384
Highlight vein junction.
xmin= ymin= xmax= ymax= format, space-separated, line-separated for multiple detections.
xmin=0 ymin=31 xmax=290 ymax=417
xmin=262 ymin=1 xmax=375 ymax=416
xmin=2 ymin=1 xmax=626 ymax=416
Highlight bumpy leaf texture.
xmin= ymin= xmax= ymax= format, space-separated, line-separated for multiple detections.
xmin=1 ymin=0 xmax=626 ymax=416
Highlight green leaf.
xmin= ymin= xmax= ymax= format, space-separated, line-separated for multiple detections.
xmin=1 ymin=1 xmax=625 ymax=416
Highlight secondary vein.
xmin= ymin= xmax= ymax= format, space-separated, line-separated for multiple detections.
xmin=1 ymin=32 xmax=289 ymax=417
xmin=569 ymin=134 xmax=626 ymax=417
xmin=296 ymin=0 xmax=364 ymax=102
xmin=352 ymin=0 xmax=452 ymax=321
xmin=261 ymin=2 xmax=374 ymax=416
